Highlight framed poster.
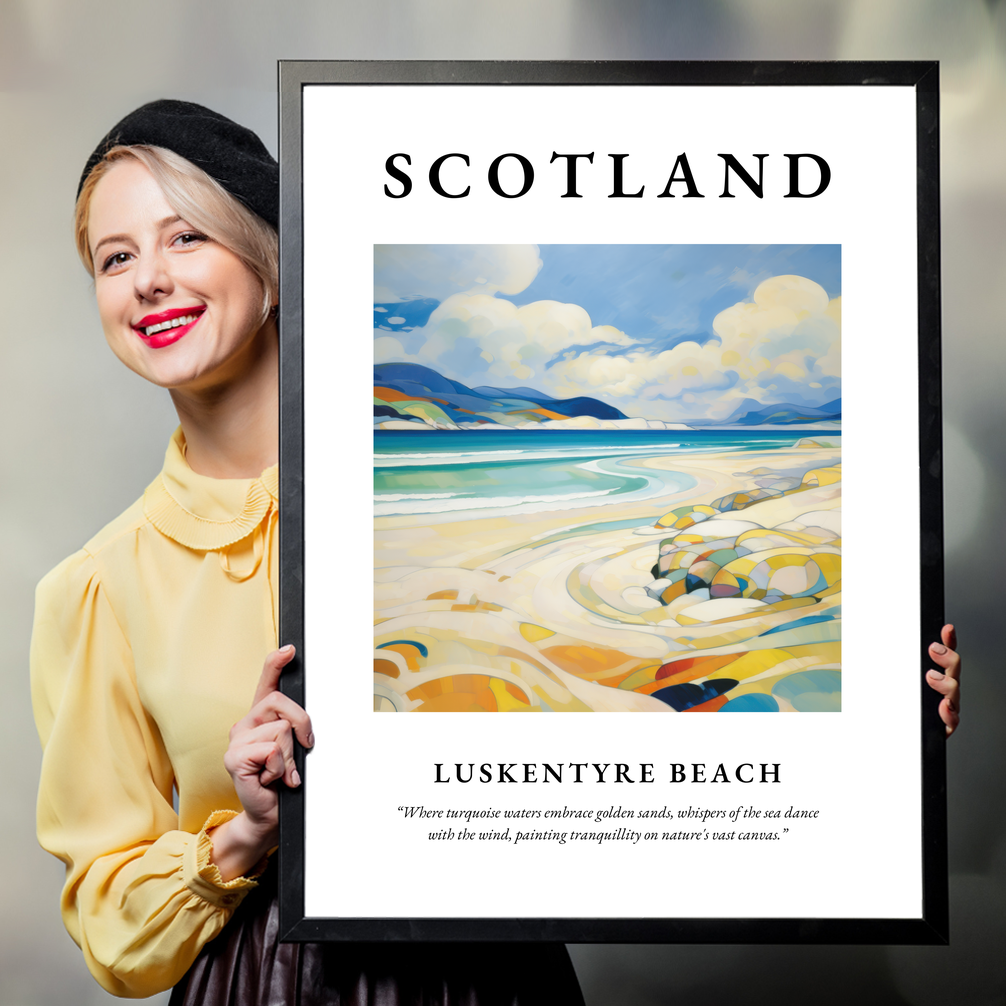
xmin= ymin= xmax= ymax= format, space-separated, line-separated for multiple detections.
xmin=277 ymin=61 xmax=946 ymax=943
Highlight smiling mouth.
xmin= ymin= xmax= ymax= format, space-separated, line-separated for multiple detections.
xmin=134 ymin=307 xmax=206 ymax=338
xmin=142 ymin=313 xmax=199 ymax=337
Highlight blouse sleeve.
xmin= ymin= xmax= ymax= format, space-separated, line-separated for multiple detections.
xmin=31 ymin=549 xmax=262 ymax=998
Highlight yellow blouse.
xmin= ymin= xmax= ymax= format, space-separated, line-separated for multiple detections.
xmin=31 ymin=429 xmax=279 ymax=998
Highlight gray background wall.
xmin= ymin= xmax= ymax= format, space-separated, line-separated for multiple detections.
xmin=1 ymin=2 xmax=1003 ymax=1003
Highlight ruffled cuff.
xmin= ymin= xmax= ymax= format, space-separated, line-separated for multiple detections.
xmin=182 ymin=810 xmax=269 ymax=910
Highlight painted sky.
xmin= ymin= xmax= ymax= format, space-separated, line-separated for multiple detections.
xmin=374 ymin=245 xmax=841 ymax=423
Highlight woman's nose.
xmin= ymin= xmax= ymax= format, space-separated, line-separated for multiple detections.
xmin=133 ymin=249 xmax=173 ymax=302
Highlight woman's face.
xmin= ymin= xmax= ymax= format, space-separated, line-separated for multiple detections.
xmin=87 ymin=158 xmax=270 ymax=393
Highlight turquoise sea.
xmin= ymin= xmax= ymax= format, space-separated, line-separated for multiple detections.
xmin=374 ymin=430 xmax=838 ymax=518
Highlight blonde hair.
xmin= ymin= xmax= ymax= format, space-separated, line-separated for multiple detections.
xmin=75 ymin=145 xmax=278 ymax=322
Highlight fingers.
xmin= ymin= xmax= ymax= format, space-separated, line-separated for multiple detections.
xmin=929 ymin=629 xmax=961 ymax=683
xmin=926 ymin=667 xmax=959 ymax=705
xmin=244 ymin=644 xmax=314 ymax=750
xmin=227 ymin=720 xmax=301 ymax=788
xmin=927 ymin=626 xmax=961 ymax=737
xmin=252 ymin=644 xmax=297 ymax=706
xmin=926 ymin=664 xmax=960 ymax=738
xmin=941 ymin=623 xmax=957 ymax=654
xmin=939 ymin=697 xmax=960 ymax=737
xmin=225 ymin=645 xmax=313 ymax=804
xmin=926 ymin=687 xmax=960 ymax=736
xmin=252 ymin=740 xmax=288 ymax=788
xmin=233 ymin=689 xmax=314 ymax=750
xmin=225 ymin=739 xmax=288 ymax=788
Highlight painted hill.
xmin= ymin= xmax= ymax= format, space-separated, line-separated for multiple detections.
xmin=374 ymin=363 xmax=633 ymax=430
xmin=691 ymin=397 xmax=842 ymax=427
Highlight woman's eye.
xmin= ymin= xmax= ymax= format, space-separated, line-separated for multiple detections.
xmin=173 ymin=231 xmax=208 ymax=248
xmin=101 ymin=251 xmax=132 ymax=273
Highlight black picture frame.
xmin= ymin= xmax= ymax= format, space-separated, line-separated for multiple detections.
xmin=277 ymin=60 xmax=945 ymax=944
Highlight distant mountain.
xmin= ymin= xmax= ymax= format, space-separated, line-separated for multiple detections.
xmin=374 ymin=363 xmax=630 ymax=430
xmin=690 ymin=397 xmax=841 ymax=427
xmin=472 ymin=385 xmax=557 ymax=401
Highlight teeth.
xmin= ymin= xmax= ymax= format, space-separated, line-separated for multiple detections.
xmin=142 ymin=313 xmax=199 ymax=337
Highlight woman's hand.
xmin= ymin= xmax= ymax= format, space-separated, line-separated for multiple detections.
xmin=926 ymin=624 xmax=961 ymax=738
xmin=209 ymin=645 xmax=314 ymax=881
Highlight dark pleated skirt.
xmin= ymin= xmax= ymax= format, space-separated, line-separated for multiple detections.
xmin=169 ymin=869 xmax=584 ymax=1006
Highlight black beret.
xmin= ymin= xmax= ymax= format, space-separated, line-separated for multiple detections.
xmin=78 ymin=99 xmax=278 ymax=228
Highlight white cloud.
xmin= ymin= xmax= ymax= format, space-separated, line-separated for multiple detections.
xmin=543 ymin=276 xmax=841 ymax=421
xmin=374 ymin=335 xmax=404 ymax=361
xmin=374 ymin=244 xmax=543 ymax=302
xmin=711 ymin=274 xmax=841 ymax=386
xmin=410 ymin=293 xmax=636 ymax=383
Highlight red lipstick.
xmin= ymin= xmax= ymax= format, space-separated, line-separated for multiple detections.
xmin=133 ymin=306 xmax=205 ymax=349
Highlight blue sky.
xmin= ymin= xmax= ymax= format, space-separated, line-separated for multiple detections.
xmin=510 ymin=244 xmax=840 ymax=354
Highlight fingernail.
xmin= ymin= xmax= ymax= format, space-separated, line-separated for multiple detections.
xmin=931 ymin=643 xmax=947 ymax=654
xmin=280 ymin=644 xmax=295 ymax=654
xmin=306 ymin=732 xmax=315 ymax=748
xmin=292 ymin=768 xmax=301 ymax=787
xmin=928 ymin=670 xmax=944 ymax=679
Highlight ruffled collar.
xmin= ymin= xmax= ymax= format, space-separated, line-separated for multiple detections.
xmin=143 ymin=428 xmax=278 ymax=551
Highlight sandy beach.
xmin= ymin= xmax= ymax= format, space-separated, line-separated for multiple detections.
xmin=374 ymin=441 xmax=841 ymax=713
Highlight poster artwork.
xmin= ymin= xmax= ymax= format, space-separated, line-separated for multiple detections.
xmin=373 ymin=243 xmax=842 ymax=715
xmin=288 ymin=65 xmax=941 ymax=939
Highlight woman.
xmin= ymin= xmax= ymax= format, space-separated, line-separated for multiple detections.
xmin=31 ymin=100 xmax=586 ymax=1003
